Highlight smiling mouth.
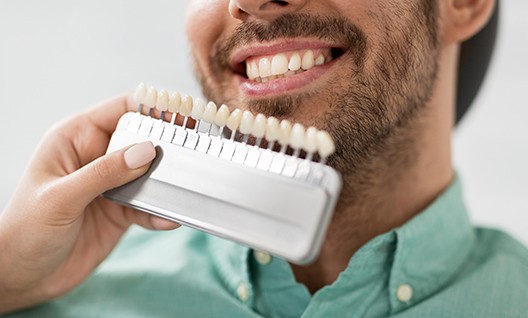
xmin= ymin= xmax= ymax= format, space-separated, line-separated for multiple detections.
xmin=232 ymin=45 xmax=346 ymax=83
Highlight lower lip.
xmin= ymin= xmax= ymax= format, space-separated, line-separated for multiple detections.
xmin=237 ymin=59 xmax=337 ymax=98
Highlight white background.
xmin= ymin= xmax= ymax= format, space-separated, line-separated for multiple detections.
xmin=0 ymin=1 xmax=526 ymax=244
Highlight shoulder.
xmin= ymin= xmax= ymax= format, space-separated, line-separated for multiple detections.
xmin=439 ymin=228 xmax=528 ymax=317
xmin=469 ymin=227 xmax=528 ymax=273
xmin=397 ymin=228 xmax=528 ymax=318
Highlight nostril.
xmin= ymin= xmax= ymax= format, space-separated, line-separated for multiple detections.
xmin=238 ymin=8 xmax=248 ymax=17
xmin=261 ymin=0 xmax=289 ymax=11
xmin=233 ymin=0 xmax=306 ymax=20
xmin=271 ymin=0 xmax=289 ymax=6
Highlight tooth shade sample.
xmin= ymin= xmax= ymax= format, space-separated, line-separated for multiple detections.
xmin=180 ymin=95 xmax=193 ymax=116
xmin=265 ymin=117 xmax=280 ymax=142
xmin=215 ymin=104 xmax=230 ymax=127
xmin=288 ymin=53 xmax=301 ymax=71
xmin=304 ymin=126 xmax=318 ymax=153
xmin=271 ymin=54 xmax=288 ymax=76
xmin=290 ymin=123 xmax=306 ymax=150
xmin=203 ymin=101 xmax=217 ymax=123
xmin=301 ymin=50 xmax=315 ymax=70
xmin=144 ymin=86 xmax=158 ymax=108
xmin=278 ymin=120 xmax=292 ymax=145
xmin=169 ymin=92 xmax=182 ymax=113
xmin=315 ymin=54 xmax=325 ymax=66
xmin=252 ymin=114 xmax=267 ymax=138
xmin=226 ymin=108 xmax=242 ymax=131
xmin=316 ymin=130 xmax=336 ymax=158
xmin=134 ymin=83 xmax=147 ymax=104
xmin=191 ymin=98 xmax=206 ymax=120
xmin=239 ymin=110 xmax=255 ymax=135
xmin=156 ymin=89 xmax=169 ymax=112
xmin=259 ymin=58 xmax=272 ymax=78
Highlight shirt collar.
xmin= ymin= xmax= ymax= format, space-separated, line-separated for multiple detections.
xmin=208 ymin=175 xmax=476 ymax=317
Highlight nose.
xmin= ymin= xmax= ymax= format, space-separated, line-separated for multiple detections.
xmin=229 ymin=0 xmax=308 ymax=21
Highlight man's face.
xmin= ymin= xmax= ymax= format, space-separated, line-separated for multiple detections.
xmin=185 ymin=0 xmax=439 ymax=176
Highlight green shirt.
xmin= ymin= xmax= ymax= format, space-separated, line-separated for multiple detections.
xmin=4 ymin=178 xmax=528 ymax=317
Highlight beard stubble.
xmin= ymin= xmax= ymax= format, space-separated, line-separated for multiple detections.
xmin=194 ymin=2 xmax=440 ymax=206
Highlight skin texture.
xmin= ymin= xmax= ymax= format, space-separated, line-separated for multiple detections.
xmin=186 ymin=0 xmax=495 ymax=292
xmin=0 ymin=0 xmax=495 ymax=313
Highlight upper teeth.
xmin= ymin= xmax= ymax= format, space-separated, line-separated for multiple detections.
xmin=246 ymin=49 xmax=331 ymax=82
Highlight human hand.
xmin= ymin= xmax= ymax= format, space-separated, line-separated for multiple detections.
xmin=0 ymin=95 xmax=180 ymax=313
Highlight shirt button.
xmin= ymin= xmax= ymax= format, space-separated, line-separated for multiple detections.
xmin=237 ymin=283 xmax=250 ymax=302
xmin=396 ymin=284 xmax=413 ymax=303
xmin=253 ymin=250 xmax=272 ymax=265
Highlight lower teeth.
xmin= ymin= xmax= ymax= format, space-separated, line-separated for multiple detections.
xmin=255 ymin=69 xmax=306 ymax=82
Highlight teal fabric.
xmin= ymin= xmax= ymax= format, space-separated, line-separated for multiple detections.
xmin=4 ymin=178 xmax=528 ymax=317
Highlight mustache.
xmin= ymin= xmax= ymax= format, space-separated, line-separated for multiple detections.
xmin=212 ymin=13 xmax=369 ymax=69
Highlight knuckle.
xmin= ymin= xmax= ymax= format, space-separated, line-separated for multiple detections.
xmin=47 ymin=114 xmax=79 ymax=135
xmin=92 ymin=153 xmax=129 ymax=183
xmin=93 ymin=157 xmax=119 ymax=180
xmin=47 ymin=121 xmax=62 ymax=135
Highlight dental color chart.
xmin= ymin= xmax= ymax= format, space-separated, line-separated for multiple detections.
xmin=104 ymin=83 xmax=342 ymax=264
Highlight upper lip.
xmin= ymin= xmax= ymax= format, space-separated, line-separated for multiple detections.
xmin=228 ymin=39 xmax=346 ymax=74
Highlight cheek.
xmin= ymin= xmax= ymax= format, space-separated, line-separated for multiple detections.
xmin=185 ymin=1 xmax=229 ymax=71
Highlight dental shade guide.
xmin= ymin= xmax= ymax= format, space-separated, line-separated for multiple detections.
xmin=104 ymin=83 xmax=342 ymax=265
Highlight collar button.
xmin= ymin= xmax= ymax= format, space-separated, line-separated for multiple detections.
xmin=253 ymin=250 xmax=272 ymax=265
xmin=396 ymin=284 xmax=413 ymax=303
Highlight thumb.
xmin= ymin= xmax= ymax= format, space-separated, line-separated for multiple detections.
xmin=64 ymin=141 xmax=156 ymax=205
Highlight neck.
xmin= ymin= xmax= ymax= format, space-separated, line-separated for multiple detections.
xmin=291 ymin=45 xmax=458 ymax=294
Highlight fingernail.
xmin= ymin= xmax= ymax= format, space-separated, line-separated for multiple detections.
xmin=124 ymin=141 xmax=156 ymax=169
